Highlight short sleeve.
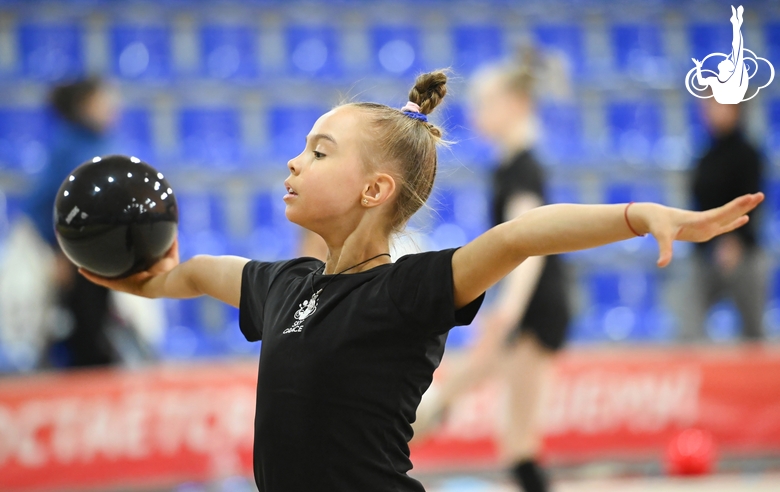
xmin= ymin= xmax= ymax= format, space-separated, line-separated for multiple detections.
xmin=388 ymin=248 xmax=485 ymax=336
xmin=239 ymin=260 xmax=289 ymax=341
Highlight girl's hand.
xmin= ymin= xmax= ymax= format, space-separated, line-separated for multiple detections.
xmin=639 ymin=193 xmax=763 ymax=268
xmin=79 ymin=237 xmax=180 ymax=297
xmin=692 ymin=58 xmax=703 ymax=67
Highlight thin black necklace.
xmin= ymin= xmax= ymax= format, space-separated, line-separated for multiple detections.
xmin=309 ymin=252 xmax=391 ymax=298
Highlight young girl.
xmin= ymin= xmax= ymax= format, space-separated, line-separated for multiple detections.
xmin=415 ymin=52 xmax=571 ymax=492
xmin=81 ymin=71 xmax=762 ymax=492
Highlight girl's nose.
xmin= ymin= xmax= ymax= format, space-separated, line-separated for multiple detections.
xmin=287 ymin=157 xmax=299 ymax=175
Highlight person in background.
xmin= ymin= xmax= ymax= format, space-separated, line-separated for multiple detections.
xmin=23 ymin=77 xmax=122 ymax=367
xmin=686 ymin=94 xmax=765 ymax=341
xmin=413 ymin=51 xmax=570 ymax=492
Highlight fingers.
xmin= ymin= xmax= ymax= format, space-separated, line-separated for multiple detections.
xmin=79 ymin=268 xmax=104 ymax=283
xmin=655 ymin=231 xmax=675 ymax=268
xmin=78 ymin=267 xmax=151 ymax=295
xmin=712 ymin=193 xmax=762 ymax=223
xmin=717 ymin=215 xmax=749 ymax=236
xmin=78 ymin=268 xmax=116 ymax=289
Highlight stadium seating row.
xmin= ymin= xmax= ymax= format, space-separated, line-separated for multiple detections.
xmin=4 ymin=97 xmax=780 ymax=173
xmin=2 ymin=20 xmax=778 ymax=83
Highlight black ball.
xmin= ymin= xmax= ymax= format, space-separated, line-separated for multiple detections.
xmin=54 ymin=155 xmax=178 ymax=279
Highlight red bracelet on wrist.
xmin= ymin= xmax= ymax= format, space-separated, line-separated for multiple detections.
xmin=624 ymin=201 xmax=646 ymax=237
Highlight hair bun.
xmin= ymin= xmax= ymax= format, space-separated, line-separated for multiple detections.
xmin=408 ymin=70 xmax=448 ymax=115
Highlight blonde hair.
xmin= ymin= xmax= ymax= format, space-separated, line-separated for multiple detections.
xmin=347 ymin=70 xmax=448 ymax=233
xmin=470 ymin=46 xmax=543 ymax=150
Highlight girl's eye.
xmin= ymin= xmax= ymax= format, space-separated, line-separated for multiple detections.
xmin=313 ymin=151 xmax=325 ymax=159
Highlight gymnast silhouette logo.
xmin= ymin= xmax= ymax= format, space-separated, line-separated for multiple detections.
xmin=283 ymin=290 xmax=319 ymax=334
xmin=685 ymin=5 xmax=774 ymax=104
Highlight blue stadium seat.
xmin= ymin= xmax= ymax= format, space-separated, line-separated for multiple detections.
xmin=110 ymin=24 xmax=171 ymax=79
xmin=164 ymin=296 xmax=235 ymax=358
xmin=267 ymin=105 xmax=327 ymax=160
xmin=286 ymin=25 xmax=341 ymax=78
xmin=18 ymin=23 xmax=83 ymax=80
xmin=253 ymin=190 xmax=288 ymax=228
xmin=454 ymin=186 xmax=490 ymax=238
xmin=451 ymin=25 xmax=504 ymax=74
xmin=762 ymin=179 xmax=780 ymax=249
xmin=429 ymin=186 xmax=457 ymax=226
xmin=546 ymin=181 xmax=582 ymax=204
xmin=705 ymin=299 xmax=742 ymax=342
xmin=200 ymin=24 xmax=259 ymax=79
xmin=222 ymin=309 xmax=260 ymax=356
xmin=606 ymin=100 xmax=663 ymax=165
xmin=178 ymin=107 xmax=243 ymax=167
xmin=635 ymin=306 xmax=677 ymax=343
xmin=369 ymin=26 xmax=422 ymax=76
xmin=585 ymin=269 xmax=661 ymax=342
xmin=765 ymin=22 xmax=780 ymax=77
xmin=768 ymin=266 xmax=780 ymax=306
xmin=160 ymin=319 xmax=201 ymax=360
xmin=116 ymin=107 xmax=155 ymax=163
xmin=587 ymin=270 xmax=657 ymax=310
xmin=568 ymin=305 xmax=606 ymax=344
xmin=603 ymin=181 xmax=666 ymax=205
xmin=244 ymin=224 xmax=296 ymax=261
xmin=768 ymin=99 xmax=780 ymax=155
xmin=533 ymin=24 xmax=586 ymax=77
xmin=176 ymin=191 xmax=226 ymax=235
xmin=687 ymin=99 xmax=709 ymax=153
xmin=765 ymin=267 xmax=780 ymax=339
xmin=436 ymin=103 xmax=495 ymax=166
xmin=425 ymin=187 xmax=472 ymax=248
xmin=248 ymin=191 xmax=297 ymax=261
xmin=611 ymin=23 xmax=664 ymax=73
xmin=688 ymin=23 xmax=733 ymax=62
xmin=0 ymin=107 xmax=51 ymax=174
xmin=426 ymin=185 xmax=488 ymax=239
xmin=174 ymin=190 xmax=230 ymax=259
xmin=537 ymin=101 xmax=585 ymax=166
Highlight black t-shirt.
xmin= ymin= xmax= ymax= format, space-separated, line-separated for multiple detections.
xmin=691 ymin=129 xmax=762 ymax=253
xmin=492 ymin=149 xmax=570 ymax=342
xmin=239 ymin=248 xmax=484 ymax=492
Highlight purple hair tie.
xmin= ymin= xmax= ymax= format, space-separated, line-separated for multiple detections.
xmin=401 ymin=101 xmax=428 ymax=122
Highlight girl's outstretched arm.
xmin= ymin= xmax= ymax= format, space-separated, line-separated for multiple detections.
xmin=80 ymin=238 xmax=249 ymax=308
xmin=451 ymin=193 xmax=764 ymax=309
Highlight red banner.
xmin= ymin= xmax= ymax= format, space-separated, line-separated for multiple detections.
xmin=411 ymin=344 xmax=780 ymax=470
xmin=1 ymin=346 xmax=779 ymax=491
xmin=0 ymin=363 xmax=257 ymax=492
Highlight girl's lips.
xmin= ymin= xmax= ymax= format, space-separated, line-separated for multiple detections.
xmin=283 ymin=184 xmax=298 ymax=201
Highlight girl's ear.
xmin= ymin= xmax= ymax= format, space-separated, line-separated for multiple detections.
xmin=362 ymin=173 xmax=397 ymax=208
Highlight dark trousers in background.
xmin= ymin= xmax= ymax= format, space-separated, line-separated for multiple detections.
xmin=681 ymin=249 xmax=768 ymax=342
xmin=61 ymin=271 xmax=115 ymax=367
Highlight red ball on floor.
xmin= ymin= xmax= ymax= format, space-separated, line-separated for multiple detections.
xmin=665 ymin=428 xmax=716 ymax=476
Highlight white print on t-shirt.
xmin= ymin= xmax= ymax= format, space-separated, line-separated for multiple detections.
xmin=283 ymin=289 xmax=320 ymax=334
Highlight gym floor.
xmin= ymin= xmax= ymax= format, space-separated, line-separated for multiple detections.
xmin=421 ymin=474 xmax=780 ymax=492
